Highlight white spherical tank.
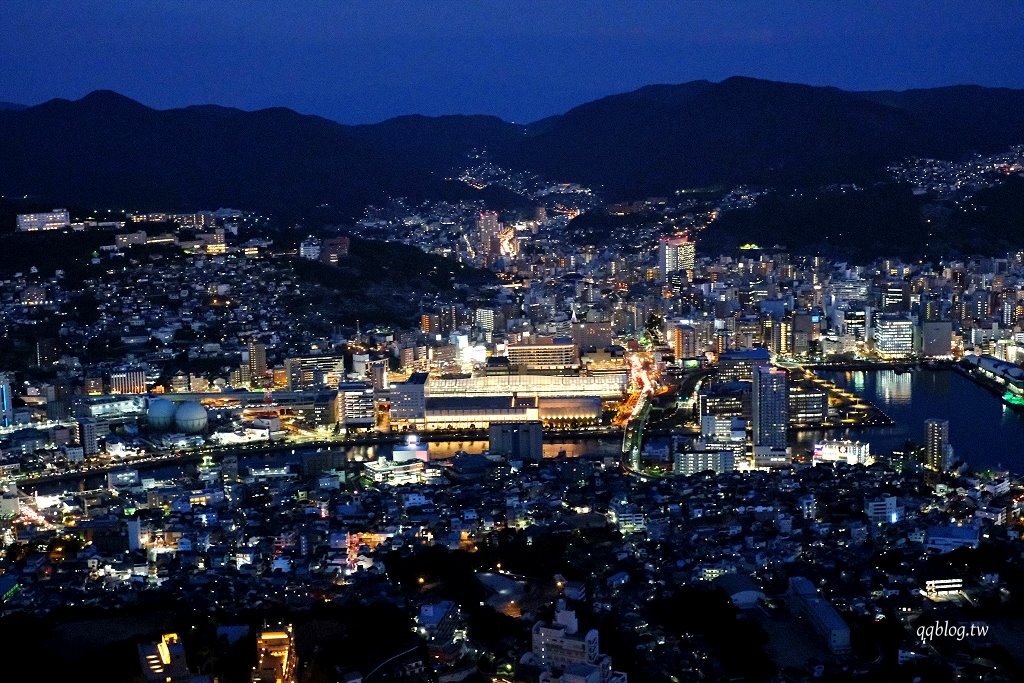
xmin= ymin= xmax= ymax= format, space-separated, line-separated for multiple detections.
xmin=147 ymin=398 xmax=177 ymax=430
xmin=174 ymin=401 xmax=208 ymax=433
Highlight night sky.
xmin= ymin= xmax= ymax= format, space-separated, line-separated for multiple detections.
xmin=3 ymin=1 xmax=1023 ymax=124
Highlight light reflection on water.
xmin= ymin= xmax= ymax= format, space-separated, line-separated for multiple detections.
xmin=794 ymin=368 xmax=1024 ymax=470
xmin=346 ymin=439 xmax=616 ymax=461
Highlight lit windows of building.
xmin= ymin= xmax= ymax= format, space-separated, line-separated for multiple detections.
xmin=658 ymin=236 xmax=696 ymax=280
xmin=16 ymin=208 xmax=70 ymax=232
xmin=252 ymin=625 xmax=297 ymax=683
xmin=872 ymin=316 xmax=915 ymax=357
xmin=110 ymin=367 xmax=146 ymax=394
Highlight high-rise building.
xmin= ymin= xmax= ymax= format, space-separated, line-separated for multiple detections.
xmin=35 ymin=338 xmax=60 ymax=367
xmin=765 ymin=318 xmax=792 ymax=356
xmin=788 ymin=385 xmax=828 ymax=426
xmin=474 ymin=308 xmax=495 ymax=332
xmin=370 ymin=361 xmax=390 ymax=391
xmin=881 ymin=281 xmax=908 ymax=312
xmin=716 ymin=348 xmax=771 ymax=382
xmin=658 ymin=236 xmax=696 ymax=280
xmin=0 ymin=374 xmax=13 ymax=428
xmin=339 ymin=382 xmax=375 ymax=429
xmin=78 ymin=417 xmax=99 ymax=455
xmin=109 ymin=367 xmax=146 ymax=394
xmin=252 ymin=625 xmax=297 ymax=683
xmin=873 ymin=316 xmax=915 ymax=357
xmin=475 ymin=211 xmax=500 ymax=255
xmin=672 ymin=324 xmax=697 ymax=360
xmin=421 ymin=313 xmax=440 ymax=335
xmin=752 ymin=366 xmax=788 ymax=449
xmin=919 ymin=320 xmax=953 ymax=357
xmin=925 ymin=419 xmax=952 ymax=472
xmin=248 ymin=340 xmax=267 ymax=385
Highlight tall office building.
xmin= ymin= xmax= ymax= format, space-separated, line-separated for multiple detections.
xmin=752 ymin=366 xmax=788 ymax=449
xmin=752 ymin=366 xmax=790 ymax=468
xmin=925 ymin=419 xmax=952 ymax=472
xmin=881 ymin=281 xmax=908 ymax=312
xmin=474 ymin=307 xmax=496 ymax=332
xmin=475 ymin=211 xmax=500 ymax=257
xmin=78 ymin=417 xmax=100 ymax=455
xmin=0 ymin=374 xmax=13 ymax=428
xmin=248 ymin=340 xmax=267 ymax=385
xmin=873 ymin=316 xmax=915 ymax=357
xmin=919 ymin=320 xmax=953 ymax=357
xmin=658 ymin=236 xmax=696 ymax=280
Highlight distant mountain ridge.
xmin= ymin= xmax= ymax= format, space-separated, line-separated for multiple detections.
xmin=2 ymin=77 xmax=1024 ymax=217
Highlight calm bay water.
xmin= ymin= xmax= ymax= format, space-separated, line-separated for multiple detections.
xmin=792 ymin=368 xmax=1024 ymax=471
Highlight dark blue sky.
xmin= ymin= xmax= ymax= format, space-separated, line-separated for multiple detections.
xmin=3 ymin=1 xmax=1023 ymax=124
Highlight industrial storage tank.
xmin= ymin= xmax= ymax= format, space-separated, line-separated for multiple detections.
xmin=147 ymin=398 xmax=177 ymax=430
xmin=174 ymin=401 xmax=208 ymax=433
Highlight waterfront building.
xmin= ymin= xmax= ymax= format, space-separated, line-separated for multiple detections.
xmin=873 ymin=316 xmax=915 ymax=357
xmin=752 ymin=366 xmax=788 ymax=447
xmin=925 ymin=418 xmax=952 ymax=472
xmin=489 ymin=421 xmax=543 ymax=461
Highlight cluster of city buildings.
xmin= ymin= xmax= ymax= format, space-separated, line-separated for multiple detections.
xmin=3 ymin=160 xmax=1024 ymax=679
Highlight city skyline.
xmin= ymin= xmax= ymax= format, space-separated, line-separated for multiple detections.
xmin=4 ymin=3 xmax=1024 ymax=682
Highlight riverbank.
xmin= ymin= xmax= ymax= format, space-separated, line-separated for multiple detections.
xmin=954 ymin=362 xmax=1024 ymax=411
xmin=806 ymin=367 xmax=1024 ymax=471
